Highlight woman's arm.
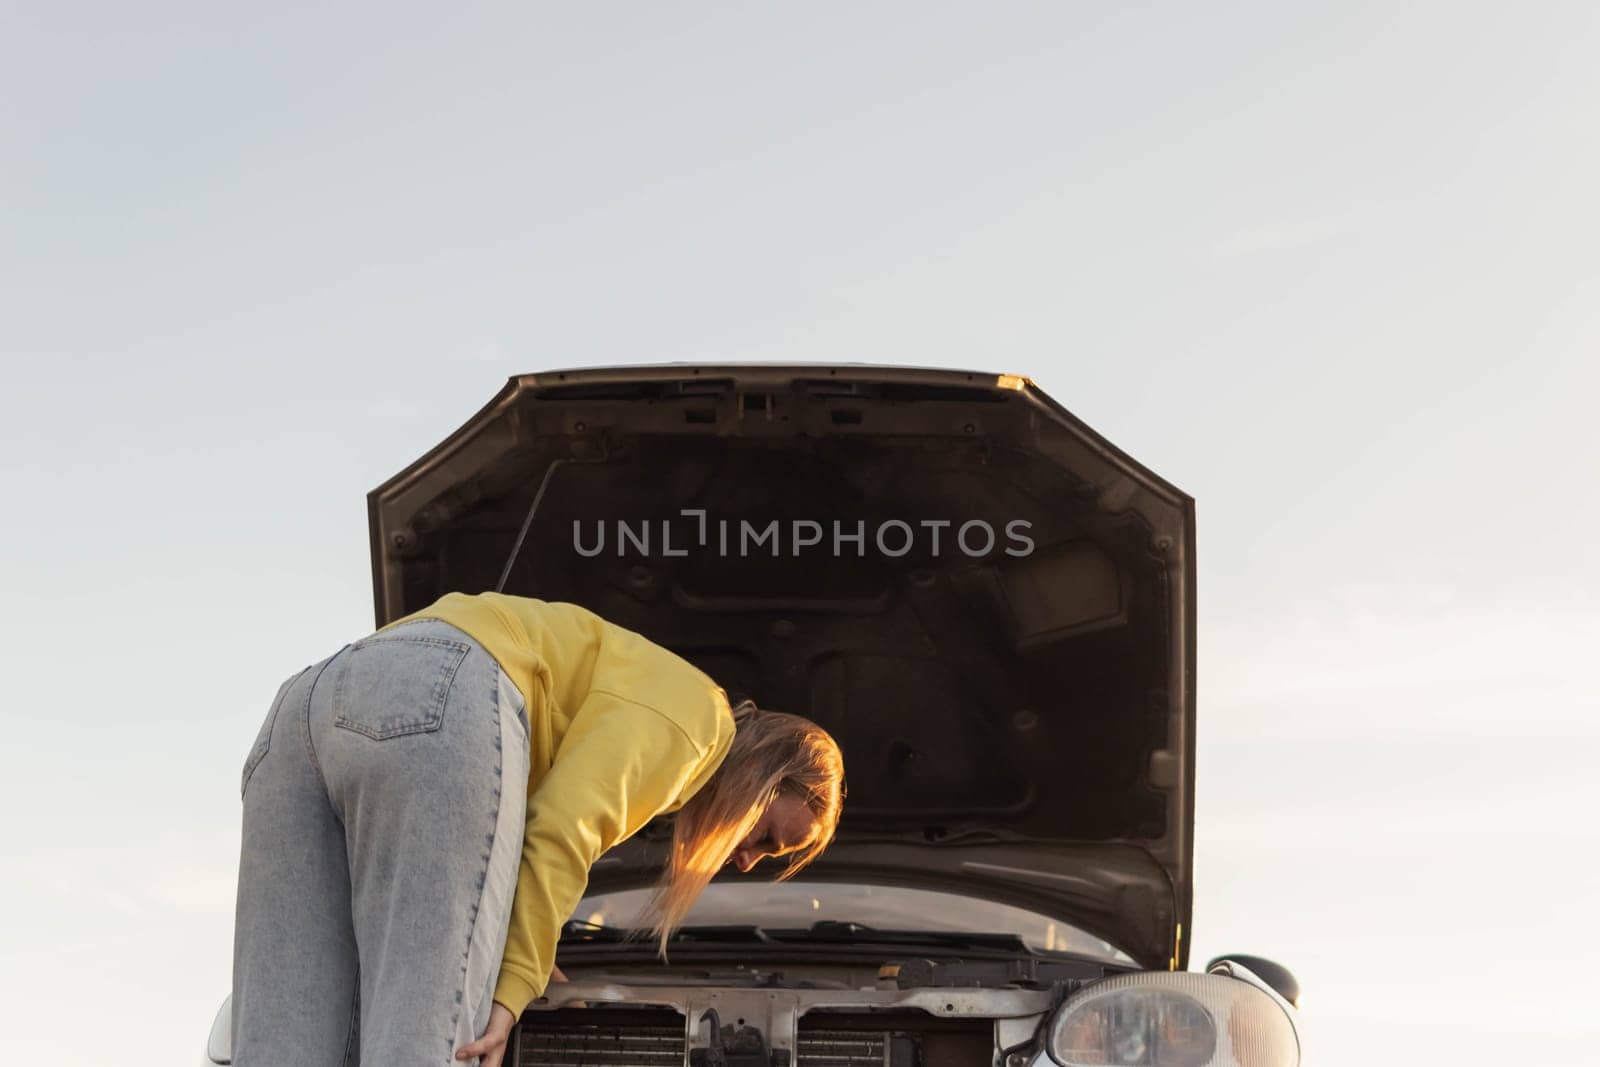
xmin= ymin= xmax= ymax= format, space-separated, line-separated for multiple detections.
xmin=491 ymin=689 xmax=716 ymax=1016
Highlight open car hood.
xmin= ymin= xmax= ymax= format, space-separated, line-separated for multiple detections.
xmin=368 ymin=365 xmax=1196 ymax=970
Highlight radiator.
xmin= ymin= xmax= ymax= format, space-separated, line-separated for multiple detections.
xmin=516 ymin=1012 xmax=686 ymax=1067
xmin=796 ymin=1030 xmax=889 ymax=1067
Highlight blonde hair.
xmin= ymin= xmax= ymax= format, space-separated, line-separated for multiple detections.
xmin=641 ymin=700 xmax=844 ymax=956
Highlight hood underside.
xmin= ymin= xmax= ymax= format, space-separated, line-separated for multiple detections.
xmin=368 ymin=365 xmax=1195 ymax=970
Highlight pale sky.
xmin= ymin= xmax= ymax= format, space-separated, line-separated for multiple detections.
xmin=2 ymin=3 xmax=1597 ymax=1064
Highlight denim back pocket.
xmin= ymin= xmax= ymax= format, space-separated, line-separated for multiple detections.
xmin=333 ymin=632 xmax=471 ymax=740
xmin=242 ymin=669 xmax=304 ymax=797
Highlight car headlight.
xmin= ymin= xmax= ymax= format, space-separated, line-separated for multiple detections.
xmin=1047 ymin=973 xmax=1298 ymax=1067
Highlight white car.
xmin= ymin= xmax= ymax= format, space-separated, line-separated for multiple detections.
xmin=206 ymin=365 xmax=1303 ymax=1066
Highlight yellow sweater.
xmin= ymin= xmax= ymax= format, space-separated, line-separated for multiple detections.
xmin=386 ymin=592 xmax=736 ymax=1016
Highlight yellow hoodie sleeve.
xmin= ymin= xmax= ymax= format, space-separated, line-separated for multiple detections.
xmin=492 ymin=688 xmax=718 ymax=1017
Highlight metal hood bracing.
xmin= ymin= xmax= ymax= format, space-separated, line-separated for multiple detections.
xmin=368 ymin=365 xmax=1196 ymax=971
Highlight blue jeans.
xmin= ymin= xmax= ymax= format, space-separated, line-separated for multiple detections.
xmin=232 ymin=619 xmax=530 ymax=1066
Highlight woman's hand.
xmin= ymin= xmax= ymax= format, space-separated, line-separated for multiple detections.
xmin=456 ymin=1002 xmax=516 ymax=1066
xmin=456 ymin=968 xmax=574 ymax=1064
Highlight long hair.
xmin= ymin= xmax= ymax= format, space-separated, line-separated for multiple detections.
xmin=640 ymin=700 xmax=844 ymax=956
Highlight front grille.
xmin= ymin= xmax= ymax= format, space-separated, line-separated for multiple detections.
xmin=798 ymin=1014 xmax=992 ymax=1067
xmin=516 ymin=1010 xmax=686 ymax=1067
xmin=797 ymin=1030 xmax=886 ymax=1067
xmin=515 ymin=1007 xmax=991 ymax=1067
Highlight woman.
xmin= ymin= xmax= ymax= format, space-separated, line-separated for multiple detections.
xmin=232 ymin=591 xmax=845 ymax=1067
